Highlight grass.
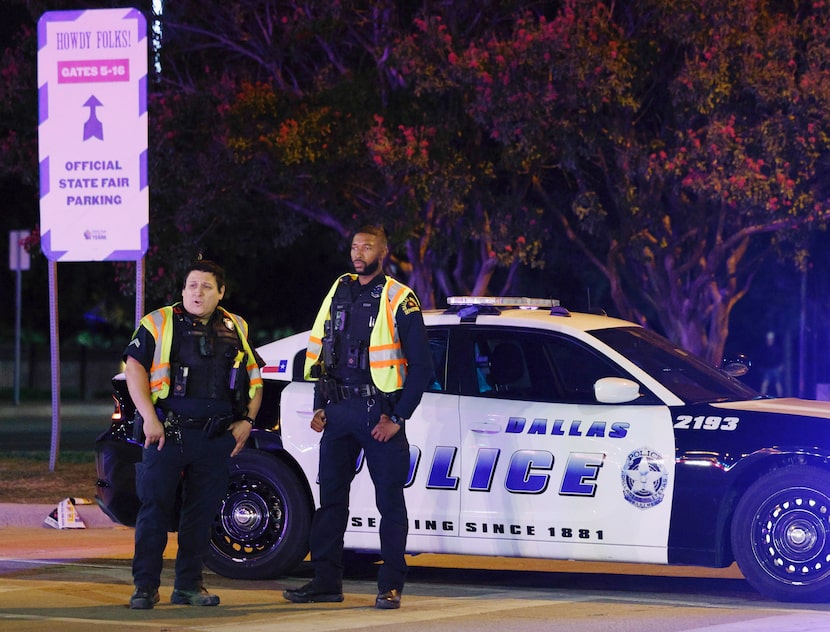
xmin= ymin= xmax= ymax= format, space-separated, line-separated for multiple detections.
xmin=0 ymin=451 xmax=100 ymax=504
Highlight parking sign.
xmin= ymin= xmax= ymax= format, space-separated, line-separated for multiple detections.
xmin=37 ymin=8 xmax=148 ymax=261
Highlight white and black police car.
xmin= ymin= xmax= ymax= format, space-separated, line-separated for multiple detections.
xmin=95 ymin=297 xmax=830 ymax=602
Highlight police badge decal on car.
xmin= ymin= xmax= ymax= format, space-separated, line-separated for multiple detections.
xmin=621 ymin=448 xmax=668 ymax=509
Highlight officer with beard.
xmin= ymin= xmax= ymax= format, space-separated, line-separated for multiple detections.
xmin=283 ymin=225 xmax=432 ymax=609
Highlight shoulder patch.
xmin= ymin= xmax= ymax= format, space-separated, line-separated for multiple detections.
xmin=402 ymin=294 xmax=421 ymax=315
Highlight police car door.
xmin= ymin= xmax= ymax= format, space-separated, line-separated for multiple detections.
xmin=344 ymin=327 xmax=462 ymax=553
xmin=457 ymin=327 xmax=675 ymax=564
xmin=398 ymin=328 xmax=463 ymax=553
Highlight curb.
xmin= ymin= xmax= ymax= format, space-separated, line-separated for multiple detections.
xmin=0 ymin=502 xmax=119 ymax=530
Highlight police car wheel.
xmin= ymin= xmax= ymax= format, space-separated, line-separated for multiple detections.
xmin=205 ymin=450 xmax=312 ymax=580
xmin=731 ymin=465 xmax=830 ymax=602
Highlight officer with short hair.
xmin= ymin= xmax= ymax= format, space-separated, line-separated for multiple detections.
xmin=124 ymin=259 xmax=263 ymax=610
xmin=283 ymin=225 xmax=432 ymax=610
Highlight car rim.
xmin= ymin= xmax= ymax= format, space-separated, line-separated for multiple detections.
xmin=211 ymin=471 xmax=286 ymax=562
xmin=751 ymin=487 xmax=830 ymax=586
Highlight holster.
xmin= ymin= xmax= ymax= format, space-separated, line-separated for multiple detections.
xmin=322 ymin=323 xmax=337 ymax=371
xmin=132 ymin=411 xmax=145 ymax=444
xmin=318 ymin=376 xmax=340 ymax=403
xmin=131 ymin=409 xmax=179 ymax=443
xmin=204 ymin=413 xmax=234 ymax=439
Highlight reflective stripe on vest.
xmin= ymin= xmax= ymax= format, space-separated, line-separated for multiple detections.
xmin=306 ymin=335 xmax=323 ymax=364
xmin=143 ymin=307 xmax=173 ymax=402
xmin=368 ymin=279 xmax=408 ymax=390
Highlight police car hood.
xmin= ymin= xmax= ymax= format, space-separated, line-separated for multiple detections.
xmin=711 ymin=397 xmax=830 ymax=419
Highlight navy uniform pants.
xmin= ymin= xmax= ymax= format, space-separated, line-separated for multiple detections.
xmin=132 ymin=427 xmax=234 ymax=591
xmin=309 ymin=396 xmax=410 ymax=594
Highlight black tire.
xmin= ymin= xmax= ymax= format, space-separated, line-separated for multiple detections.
xmin=205 ymin=450 xmax=312 ymax=580
xmin=731 ymin=465 xmax=830 ymax=602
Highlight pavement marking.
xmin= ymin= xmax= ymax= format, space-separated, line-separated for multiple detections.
xmin=0 ymin=557 xmax=128 ymax=568
xmin=0 ymin=613 xmax=179 ymax=628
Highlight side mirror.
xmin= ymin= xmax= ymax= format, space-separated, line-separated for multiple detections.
xmin=594 ymin=377 xmax=641 ymax=404
xmin=721 ymin=354 xmax=751 ymax=377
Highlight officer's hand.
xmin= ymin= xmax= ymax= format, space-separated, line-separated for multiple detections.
xmin=311 ymin=409 xmax=327 ymax=433
xmin=229 ymin=420 xmax=251 ymax=457
xmin=371 ymin=415 xmax=400 ymax=442
xmin=144 ymin=417 xmax=166 ymax=451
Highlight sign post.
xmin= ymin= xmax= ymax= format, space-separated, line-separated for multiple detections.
xmin=38 ymin=8 xmax=148 ymax=469
xmin=9 ymin=230 xmax=30 ymax=406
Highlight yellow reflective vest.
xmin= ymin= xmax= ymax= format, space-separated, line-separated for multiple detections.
xmin=140 ymin=305 xmax=263 ymax=404
xmin=305 ymin=274 xmax=415 ymax=393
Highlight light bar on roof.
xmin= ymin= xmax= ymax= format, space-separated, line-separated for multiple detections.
xmin=447 ymin=296 xmax=560 ymax=308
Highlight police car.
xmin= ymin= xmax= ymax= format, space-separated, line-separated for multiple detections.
xmin=95 ymin=297 xmax=830 ymax=603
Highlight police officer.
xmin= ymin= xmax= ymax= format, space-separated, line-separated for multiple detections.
xmin=124 ymin=260 xmax=263 ymax=609
xmin=283 ymin=225 xmax=432 ymax=610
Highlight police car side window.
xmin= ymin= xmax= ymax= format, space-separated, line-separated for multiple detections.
xmin=469 ymin=332 xmax=556 ymax=401
xmin=543 ymin=335 xmax=629 ymax=404
xmin=463 ymin=329 xmax=640 ymax=404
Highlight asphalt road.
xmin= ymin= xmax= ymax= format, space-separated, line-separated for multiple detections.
xmin=2 ymin=525 xmax=830 ymax=631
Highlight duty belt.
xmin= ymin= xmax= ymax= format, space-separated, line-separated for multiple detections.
xmin=177 ymin=416 xmax=211 ymax=429
xmin=336 ymin=383 xmax=377 ymax=399
xmin=157 ymin=409 xmax=211 ymax=428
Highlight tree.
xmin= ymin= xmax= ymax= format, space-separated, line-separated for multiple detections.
xmin=5 ymin=0 xmax=830 ymax=362
xmin=416 ymin=0 xmax=830 ymax=363
xmin=153 ymin=0 xmax=550 ymax=307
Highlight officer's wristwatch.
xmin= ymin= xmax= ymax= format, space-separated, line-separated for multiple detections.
xmin=389 ymin=414 xmax=404 ymax=425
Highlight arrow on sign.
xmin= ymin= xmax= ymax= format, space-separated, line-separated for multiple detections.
xmin=83 ymin=95 xmax=103 ymax=141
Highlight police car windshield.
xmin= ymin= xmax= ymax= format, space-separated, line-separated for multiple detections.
xmin=590 ymin=327 xmax=759 ymax=404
